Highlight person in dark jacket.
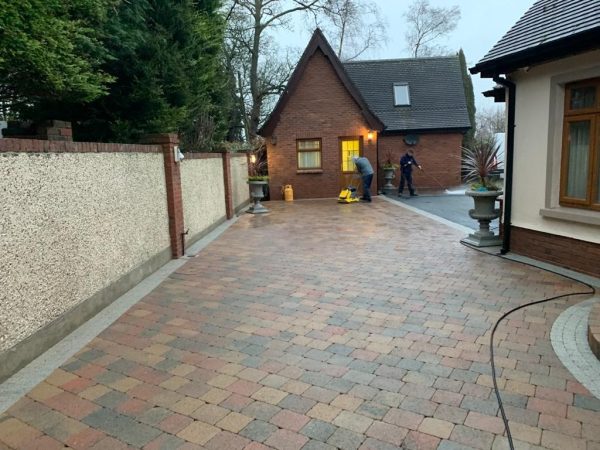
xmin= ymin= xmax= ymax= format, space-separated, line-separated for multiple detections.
xmin=398 ymin=149 xmax=422 ymax=197
xmin=352 ymin=156 xmax=373 ymax=202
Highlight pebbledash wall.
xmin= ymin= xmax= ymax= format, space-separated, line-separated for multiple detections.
xmin=0 ymin=134 xmax=249 ymax=381
xmin=180 ymin=154 xmax=226 ymax=245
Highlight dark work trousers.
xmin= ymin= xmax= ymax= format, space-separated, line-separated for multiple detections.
xmin=361 ymin=173 xmax=373 ymax=201
xmin=399 ymin=171 xmax=415 ymax=195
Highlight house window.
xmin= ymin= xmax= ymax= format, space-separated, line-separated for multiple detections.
xmin=341 ymin=138 xmax=361 ymax=173
xmin=393 ymin=83 xmax=410 ymax=106
xmin=297 ymin=139 xmax=322 ymax=169
xmin=560 ymin=78 xmax=600 ymax=210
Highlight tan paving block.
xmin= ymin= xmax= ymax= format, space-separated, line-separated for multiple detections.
xmin=505 ymin=380 xmax=536 ymax=396
xmin=151 ymin=332 xmax=175 ymax=343
xmin=508 ymin=421 xmax=542 ymax=445
xmin=365 ymin=342 xmax=394 ymax=354
xmin=201 ymin=388 xmax=231 ymax=405
xmin=171 ymin=397 xmax=206 ymax=415
xmin=191 ymin=403 xmax=229 ymax=424
xmin=46 ymin=369 xmax=79 ymax=387
xmin=79 ymin=384 xmax=111 ymax=401
xmin=238 ymin=368 xmax=268 ymax=383
xmin=109 ymin=376 xmax=141 ymax=392
xmin=216 ymin=412 xmax=253 ymax=433
xmin=218 ymin=363 xmax=245 ymax=376
xmin=145 ymin=343 xmax=171 ymax=356
xmin=207 ymin=374 xmax=237 ymax=389
xmin=28 ymin=382 xmax=63 ymax=401
xmin=251 ymin=387 xmax=288 ymax=405
xmin=307 ymin=403 xmax=342 ymax=422
xmin=160 ymin=376 xmax=190 ymax=391
xmin=418 ymin=417 xmax=454 ymax=439
xmin=282 ymin=380 xmax=310 ymax=395
xmin=177 ymin=421 xmax=220 ymax=445
xmin=331 ymin=394 xmax=363 ymax=411
xmin=332 ymin=410 xmax=373 ymax=433
xmin=130 ymin=309 xmax=152 ymax=317
xmin=169 ymin=363 xmax=197 ymax=377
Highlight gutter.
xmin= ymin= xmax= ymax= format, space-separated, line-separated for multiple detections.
xmin=493 ymin=76 xmax=516 ymax=255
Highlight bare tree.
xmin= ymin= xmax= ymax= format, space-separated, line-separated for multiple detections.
xmin=476 ymin=106 xmax=506 ymax=139
xmin=224 ymin=0 xmax=324 ymax=139
xmin=317 ymin=0 xmax=387 ymax=61
xmin=404 ymin=0 xmax=460 ymax=57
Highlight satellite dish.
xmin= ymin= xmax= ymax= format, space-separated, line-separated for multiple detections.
xmin=404 ymin=134 xmax=419 ymax=146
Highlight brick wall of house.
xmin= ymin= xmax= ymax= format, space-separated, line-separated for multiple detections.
xmin=510 ymin=226 xmax=600 ymax=278
xmin=377 ymin=133 xmax=463 ymax=192
xmin=266 ymin=49 xmax=377 ymax=200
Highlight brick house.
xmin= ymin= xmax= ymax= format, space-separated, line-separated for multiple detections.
xmin=259 ymin=29 xmax=471 ymax=200
xmin=470 ymin=0 xmax=600 ymax=277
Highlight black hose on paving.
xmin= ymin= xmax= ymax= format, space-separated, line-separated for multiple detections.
xmin=460 ymin=241 xmax=596 ymax=450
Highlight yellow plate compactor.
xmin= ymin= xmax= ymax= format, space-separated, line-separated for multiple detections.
xmin=338 ymin=176 xmax=360 ymax=203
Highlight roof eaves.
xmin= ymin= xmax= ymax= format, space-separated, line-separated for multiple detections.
xmin=470 ymin=28 xmax=600 ymax=77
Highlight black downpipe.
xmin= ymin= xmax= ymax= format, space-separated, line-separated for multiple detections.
xmin=493 ymin=76 xmax=516 ymax=255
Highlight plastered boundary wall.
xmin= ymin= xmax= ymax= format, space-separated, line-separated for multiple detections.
xmin=231 ymin=155 xmax=250 ymax=212
xmin=181 ymin=154 xmax=227 ymax=247
xmin=0 ymin=137 xmax=250 ymax=381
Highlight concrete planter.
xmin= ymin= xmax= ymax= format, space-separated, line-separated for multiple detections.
xmin=247 ymin=180 xmax=269 ymax=214
xmin=462 ymin=189 xmax=503 ymax=247
xmin=382 ymin=168 xmax=396 ymax=195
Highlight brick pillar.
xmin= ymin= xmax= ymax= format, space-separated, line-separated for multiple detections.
xmin=142 ymin=134 xmax=184 ymax=258
xmin=222 ymin=152 xmax=234 ymax=220
xmin=37 ymin=120 xmax=73 ymax=141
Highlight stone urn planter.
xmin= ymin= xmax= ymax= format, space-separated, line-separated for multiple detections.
xmin=382 ymin=168 xmax=396 ymax=196
xmin=461 ymin=189 xmax=503 ymax=247
xmin=247 ymin=180 xmax=269 ymax=214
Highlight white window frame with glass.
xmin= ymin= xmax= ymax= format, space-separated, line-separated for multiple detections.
xmin=296 ymin=138 xmax=322 ymax=170
xmin=340 ymin=137 xmax=362 ymax=173
xmin=560 ymin=78 xmax=600 ymax=211
xmin=393 ymin=83 xmax=410 ymax=106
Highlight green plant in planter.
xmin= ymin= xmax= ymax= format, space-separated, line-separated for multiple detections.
xmin=381 ymin=152 xmax=399 ymax=170
xmin=461 ymin=135 xmax=502 ymax=191
xmin=248 ymin=175 xmax=269 ymax=182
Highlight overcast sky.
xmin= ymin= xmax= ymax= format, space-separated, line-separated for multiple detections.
xmin=273 ymin=0 xmax=536 ymax=112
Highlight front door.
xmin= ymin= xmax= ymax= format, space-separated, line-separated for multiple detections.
xmin=340 ymin=137 xmax=363 ymax=192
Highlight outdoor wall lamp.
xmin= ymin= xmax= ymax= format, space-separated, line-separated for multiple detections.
xmin=249 ymin=154 xmax=257 ymax=164
xmin=367 ymin=130 xmax=374 ymax=142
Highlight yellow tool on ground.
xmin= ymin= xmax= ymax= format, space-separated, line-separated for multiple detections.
xmin=338 ymin=176 xmax=360 ymax=203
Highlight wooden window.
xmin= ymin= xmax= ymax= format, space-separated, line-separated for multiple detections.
xmin=560 ymin=78 xmax=600 ymax=210
xmin=297 ymin=139 xmax=322 ymax=169
xmin=340 ymin=137 xmax=362 ymax=173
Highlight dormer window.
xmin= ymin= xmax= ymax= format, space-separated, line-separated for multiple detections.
xmin=394 ymin=83 xmax=410 ymax=106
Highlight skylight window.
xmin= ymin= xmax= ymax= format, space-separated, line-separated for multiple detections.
xmin=394 ymin=83 xmax=410 ymax=106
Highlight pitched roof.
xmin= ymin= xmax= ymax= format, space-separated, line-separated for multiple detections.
xmin=343 ymin=57 xmax=471 ymax=132
xmin=471 ymin=0 xmax=600 ymax=77
xmin=259 ymin=29 xmax=383 ymax=136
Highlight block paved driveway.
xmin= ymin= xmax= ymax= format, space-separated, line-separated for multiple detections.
xmin=1 ymin=199 xmax=599 ymax=450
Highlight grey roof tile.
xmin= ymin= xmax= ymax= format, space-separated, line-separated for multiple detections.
xmin=343 ymin=56 xmax=471 ymax=132
xmin=478 ymin=0 xmax=600 ymax=65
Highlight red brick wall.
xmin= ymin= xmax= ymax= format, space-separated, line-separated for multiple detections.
xmin=265 ymin=49 xmax=377 ymax=200
xmin=511 ymin=226 xmax=600 ymax=278
xmin=377 ymin=133 xmax=463 ymax=191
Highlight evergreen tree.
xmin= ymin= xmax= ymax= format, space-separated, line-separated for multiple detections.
xmin=458 ymin=49 xmax=476 ymax=147
xmin=31 ymin=0 xmax=229 ymax=147
xmin=0 ymin=0 xmax=114 ymax=116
